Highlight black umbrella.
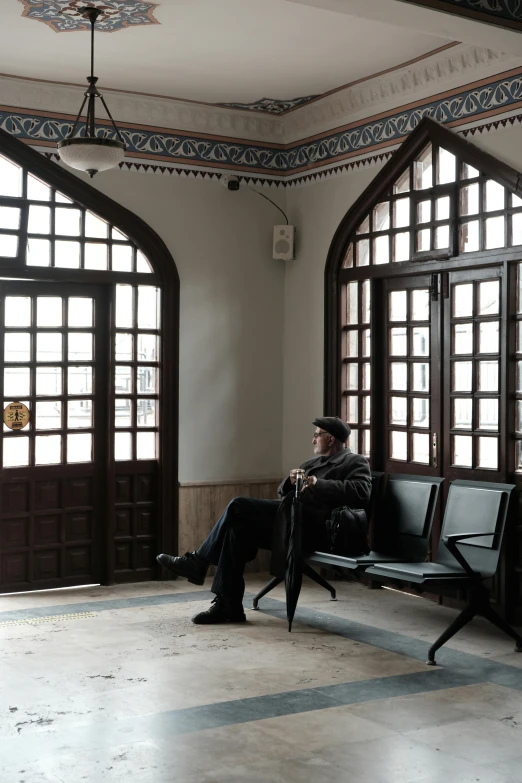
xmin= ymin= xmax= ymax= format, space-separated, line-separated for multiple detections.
xmin=285 ymin=470 xmax=305 ymax=632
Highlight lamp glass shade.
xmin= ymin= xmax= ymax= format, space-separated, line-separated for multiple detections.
xmin=58 ymin=138 xmax=125 ymax=177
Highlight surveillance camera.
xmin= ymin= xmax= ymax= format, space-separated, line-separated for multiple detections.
xmin=222 ymin=174 xmax=240 ymax=191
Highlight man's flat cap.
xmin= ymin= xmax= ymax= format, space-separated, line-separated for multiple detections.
xmin=313 ymin=416 xmax=350 ymax=443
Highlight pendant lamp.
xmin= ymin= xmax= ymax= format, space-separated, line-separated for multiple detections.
xmin=57 ymin=6 xmax=126 ymax=178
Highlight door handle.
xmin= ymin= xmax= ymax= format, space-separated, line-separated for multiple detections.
xmin=432 ymin=433 xmax=438 ymax=468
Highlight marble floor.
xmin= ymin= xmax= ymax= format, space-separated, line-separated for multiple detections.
xmin=1 ymin=574 xmax=522 ymax=782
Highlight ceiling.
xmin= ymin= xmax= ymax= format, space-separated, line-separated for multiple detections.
xmin=2 ymin=0 xmax=452 ymax=106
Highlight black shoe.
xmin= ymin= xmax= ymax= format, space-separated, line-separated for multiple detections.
xmin=156 ymin=552 xmax=209 ymax=585
xmin=192 ymin=596 xmax=246 ymax=625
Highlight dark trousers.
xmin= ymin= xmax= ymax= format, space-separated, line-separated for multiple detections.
xmin=197 ymin=496 xmax=326 ymax=605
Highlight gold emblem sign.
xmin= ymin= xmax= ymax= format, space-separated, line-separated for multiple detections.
xmin=3 ymin=402 xmax=30 ymax=431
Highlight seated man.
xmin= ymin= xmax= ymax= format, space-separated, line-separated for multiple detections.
xmin=157 ymin=416 xmax=371 ymax=625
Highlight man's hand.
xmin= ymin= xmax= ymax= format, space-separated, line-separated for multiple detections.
xmin=303 ymin=475 xmax=317 ymax=489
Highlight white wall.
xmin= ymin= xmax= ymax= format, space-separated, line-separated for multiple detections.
xmin=86 ymin=170 xmax=286 ymax=483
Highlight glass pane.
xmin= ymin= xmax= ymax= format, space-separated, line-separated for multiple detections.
xmin=517 ymin=400 xmax=522 ymax=431
xmin=112 ymin=245 xmax=133 ymax=272
xmin=36 ymin=332 xmax=62 ymax=362
xmin=460 ymin=221 xmax=480 ymax=253
xmin=27 ymin=238 xmax=51 ymax=267
xmin=356 ymin=216 xmax=370 ymax=235
xmin=412 ymin=327 xmax=429 ymax=356
xmin=67 ymin=433 xmax=92 ymax=463
xmin=55 ymin=240 xmax=80 ymax=268
xmin=68 ymin=333 xmax=93 ymax=361
xmin=478 ymin=361 xmax=498 ymax=392
xmin=485 ymin=216 xmax=505 ymax=249
xmin=373 ymin=203 xmax=390 ymax=231
xmin=3 ymin=437 xmax=29 ymax=468
xmin=5 ymin=333 xmax=30 ymax=362
xmin=512 ymin=213 xmax=522 ymax=246
xmin=435 ymin=225 xmax=450 ymax=249
xmin=137 ymin=432 xmax=156 ymax=460
xmin=393 ymin=169 xmax=410 ymax=194
xmin=136 ymin=250 xmax=152 ymax=273
xmin=4 ymin=367 xmax=30 ymax=397
xmin=389 ymin=290 xmax=407 ymax=322
xmin=35 ymin=434 xmax=61 ymax=465
xmin=412 ymin=432 xmax=429 ymax=463
xmin=0 ymin=206 xmax=20 ymax=230
xmin=513 ymin=194 xmax=522 ymax=208
xmin=342 ymin=244 xmax=353 ymax=269
xmin=453 ymin=361 xmax=472 ymax=392
xmin=27 ymin=174 xmax=50 ymax=201
xmin=0 ymin=235 xmax=18 ymax=257
xmin=0 ymin=155 xmax=22 ymax=197
xmin=112 ymin=227 xmax=128 ymax=241
xmin=518 ymin=321 xmax=522 ymax=353
xmin=115 ymin=398 xmax=133 ymax=428
xmin=453 ymin=435 xmax=472 ymax=467
xmin=36 ymin=366 xmax=62 ymax=396
xmin=453 ymin=283 xmax=473 ymax=317
xmin=55 ymin=208 xmax=81 ymax=236
xmin=137 ymin=366 xmax=157 ymax=394
xmin=478 ymin=321 xmax=499 ymax=354
xmin=414 ymin=146 xmax=432 ymax=190
xmin=346 ymin=330 xmax=358 ymax=358
xmin=438 ymin=148 xmax=456 ymax=184
xmin=361 ymin=281 xmax=370 ymax=324
xmin=412 ymin=398 xmax=429 ymax=428
xmin=391 ymin=431 xmax=407 ymax=460
xmin=55 ymin=192 xmax=73 ymax=204
xmin=454 ymin=322 xmax=473 ymax=354
xmin=478 ymin=280 xmax=499 ymax=315
xmin=374 ymin=236 xmax=389 ymax=265
xmin=68 ymin=366 xmax=92 ymax=395
xmin=115 ymin=365 xmax=133 ymax=394
xmin=390 ymin=327 xmax=407 ymax=356
xmin=417 ymin=200 xmax=431 ymax=224
xmin=116 ymin=333 xmax=134 ymax=361
xmin=37 ymin=297 xmax=62 ymax=327
xmin=412 ymin=363 xmax=429 ymax=392
xmin=347 ymin=396 xmax=358 ymax=423
xmin=346 ymin=282 xmax=358 ymax=325
xmin=361 ymin=429 xmax=370 ymax=458
xmin=411 ymin=289 xmax=429 ymax=322
xmin=85 ymin=243 xmax=108 ymax=270
xmin=28 ymin=206 xmax=51 ymax=234
xmin=5 ymin=297 xmax=30 ymax=327
xmin=85 ymin=212 xmax=108 ymax=238
xmin=68 ymin=298 xmax=93 ymax=327
xmin=115 ymin=431 xmax=132 ymax=461
xmin=517 ymin=441 xmax=522 ymax=471
xmin=391 ymin=362 xmax=408 ymax=391
xmin=116 ymin=285 xmax=133 ymax=328
xmin=138 ymin=287 xmax=159 ymax=329
xmin=436 ymin=196 xmax=450 ymax=221
xmin=393 ymin=232 xmax=410 ymax=262
xmin=346 ymin=363 xmax=358 ymax=390
xmin=362 ymin=363 xmax=370 ymax=391
xmin=479 ymin=399 xmax=498 ymax=431
xmin=36 ymin=401 xmax=61 ymax=430
xmin=460 ymin=184 xmax=479 ymax=216
xmin=461 ymin=162 xmax=479 ymax=180
xmin=361 ymin=329 xmax=370 ymax=357
xmin=453 ymin=398 xmax=472 ymax=429
xmin=394 ymin=198 xmax=410 ymax=228
xmin=484 ymin=180 xmax=504 ymax=212
xmin=390 ymin=396 xmax=407 ymax=425
xmin=362 ymin=396 xmax=370 ymax=424
xmin=356 ymin=239 xmax=369 ymax=267
xmin=478 ymin=437 xmax=497 ymax=470
xmin=416 ymin=229 xmax=430 ymax=252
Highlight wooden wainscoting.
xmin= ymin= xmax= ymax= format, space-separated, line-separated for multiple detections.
xmin=178 ymin=478 xmax=281 ymax=574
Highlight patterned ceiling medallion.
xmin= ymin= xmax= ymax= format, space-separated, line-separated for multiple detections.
xmin=18 ymin=1 xmax=160 ymax=32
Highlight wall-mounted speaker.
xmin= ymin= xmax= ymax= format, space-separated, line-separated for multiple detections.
xmin=273 ymin=225 xmax=295 ymax=260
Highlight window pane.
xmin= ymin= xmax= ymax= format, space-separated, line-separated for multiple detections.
xmin=389 ymin=291 xmax=407 ymax=322
xmin=485 ymin=216 xmax=505 ymax=249
xmin=461 ymin=162 xmax=479 ymax=180
xmin=347 ymin=396 xmax=358 ymax=424
xmin=362 ymin=396 xmax=370 ymax=424
xmin=453 ymin=435 xmax=472 ymax=467
xmin=391 ymin=363 xmax=408 ymax=391
xmin=513 ymin=193 xmax=522 ymax=208
xmin=478 ymin=281 xmax=499 ymax=315
xmin=393 ymin=198 xmax=410 ymax=228
xmin=453 ymin=283 xmax=473 ymax=318
xmin=35 ymin=433 xmax=62 ymax=465
xmin=484 ymin=180 xmax=504 ymax=212
xmin=346 ymin=330 xmax=358 ymax=358
xmin=5 ymin=333 xmax=30 ymax=362
xmin=412 ymin=327 xmax=429 ymax=356
xmin=342 ymin=244 xmax=353 ymax=269
xmin=390 ymin=396 xmax=407 ymax=425
xmin=28 ymin=206 xmax=51 ymax=234
xmin=374 ymin=236 xmax=389 ymax=265
xmin=67 ymin=433 xmax=92 ymax=463
xmin=136 ymin=250 xmax=152 ymax=273
xmin=435 ymin=225 xmax=450 ymax=249
xmin=512 ymin=213 xmax=522 ymax=246
xmin=356 ymin=239 xmax=369 ymax=267
xmin=460 ymin=221 xmax=480 ymax=253
xmin=438 ymin=148 xmax=456 ymax=184
xmin=453 ymin=398 xmax=472 ymax=429
xmin=5 ymin=367 xmax=30 ymax=397
xmin=460 ymin=184 xmax=479 ymax=215
xmin=84 ymin=243 xmax=108 ymax=271
xmin=393 ymin=232 xmax=410 ymax=262
xmin=346 ymin=363 xmax=358 ymax=390
xmin=3 ymin=437 xmax=29 ymax=468
xmin=393 ymin=169 xmax=410 ymax=194
xmin=36 ymin=401 xmax=62 ymax=430
xmin=137 ymin=432 xmax=156 ymax=460
xmin=411 ymin=290 xmax=429 ymax=321
xmin=37 ymin=297 xmax=62 ymax=327
xmin=478 ymin=399 xmax=498 ymax=431
xmin=361 ymin=329 xmax=370 ymax=357
xmin=454 ymin=322 xmax=473 ymax=354
xmin=361 ymin=429 xmax=370 ymax=458
xmin=36 ymin=366 xmax=62 ymax=396
xmin=391 ymin=431 xmax=407 ymax=460
xmin=27 ymin=238 xmax=51 ymax=267
xmin=116 ymin=366 xmax=133 ymax=394
xmin=346 ymin=282 xmax=358 ymax=325
xmin=417 ymin=200 xmax=431 ymax=224
xmin=0 ymin=206 xmax=20 ymax=230
xmin=0 ymin=235 xmax=18 ymax=257
xmin=115 ymin=399 xmax=133 ymax=428
xmin=55 ymin=208 xmax=81 ymax=236
xmin=412 ymin=432 xmax=429 ymax=463
xmin=112 ymin=245 xmax=133 ymax=272
xmin=36 ymin=332 xmax=62 ymax=362
xmin=68 ymin=298 xmax=93 ymax=327
xmin=453 ymin=361 xmax=472 ymax=392
xmin=416 ymin=229 xmax=430 ymax=252
xmin=436 ymin=196 xmax=450 ymax=221
xmin=0 ymin=155 xmax=22 ymax=197
xmin=85 ymin=212 xmax=108 ymax=238
xmin=478 ymin=321 xmax=499 ymax=354
xmin=116 ymin=285 xmax=133 ymax=328
xmin=27 ymin=174 xmax=51 ymax=201
xmin=55 ymin=240 xmax=80 ymax=268
xmin=412 ymin=363 xmax=429 ymax=392
xmin=361 ymin=281 xmax=370 ymax=324
xmin=362 ymin=363 xmax=370 ymax=391
xmin=115 ymin=431 xmax=132 ymax=461
xmin=67 ymin=399 xmax=93 ymax=429
xmin=138 ymin=287 xmax=159 ymax=329
xmin=356 ymin=216 xmax=370 ymax=234
xmin=4 ymin=297 xmax=29 ymax=330
xmin=373 ymin=203 xmax=390 ymax=231
xmin=414 ymin=146 xmax=432 ymax=190
xmin=68 ymin=333 xmax=93 ymax=361
xmin=478 ymin=437 xmax=497 ymax=470
xmin=116 ymin=333 xmax=134 ymax=361
xmin=412 ymin=398 xmax=429 ymax=428
xmin=55 ymin=192 xmax=73 ymax=204
xmin=68 ymin=366 xmax=92 ymax=395
xmin=478 ymin=361 xmax=498 ymax=392
xmin=390 ymin=327 xmax=407 ymax=356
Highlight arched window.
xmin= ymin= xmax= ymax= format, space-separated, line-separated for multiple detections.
xmin=325 ymin=118 xmax=522 ymax=615
xmin=0 ymin=127 xmax=178 ymax=593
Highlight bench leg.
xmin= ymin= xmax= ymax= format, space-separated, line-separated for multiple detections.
xmin=252 ymin=577 xmax=283 ymax=610
xmin=302 ymin=563 xmax=336 ymax=601
xmin=427 ymin=603 xmax=476 ymax=665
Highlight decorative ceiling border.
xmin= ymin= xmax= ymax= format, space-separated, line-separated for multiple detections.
xmin=397 ymin=0 xmax=522 ymax=31
xmin=3 ymin=66 xmax=522 ymax=183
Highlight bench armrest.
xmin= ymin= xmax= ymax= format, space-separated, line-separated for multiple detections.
xmin=444 ymin=532 xmax=499 ymax=544
xmin=442 ymin=532 xmax=498 ymax=580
